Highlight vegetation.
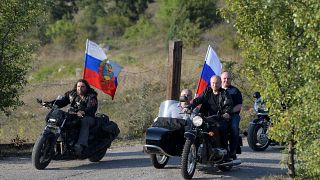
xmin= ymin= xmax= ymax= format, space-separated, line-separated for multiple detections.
xmin=0 ymin=0 xmax=45 ymax=114
xmin=3 ymin=1 xmax=319 ymax=178
xmin=223 ymin=0 xmax=320 ymax=178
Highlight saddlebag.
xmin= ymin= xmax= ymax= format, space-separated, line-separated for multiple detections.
xmin=95 ymin=113 xmax=120 ymax=140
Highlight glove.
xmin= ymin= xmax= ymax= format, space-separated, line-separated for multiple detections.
xmin=76 ymin=111 xmax=85 ymax=118
xmin=42 ymin=101 xmax=52 ymax=107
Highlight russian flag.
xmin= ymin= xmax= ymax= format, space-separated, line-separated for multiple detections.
xmin=195 ymin=45 xmax=222 ymax=97
xmin=83 ymin=40 xmax=122 ymax=99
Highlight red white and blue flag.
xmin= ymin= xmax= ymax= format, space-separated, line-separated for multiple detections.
xmin=195 ymin=45 xmax=222 ymax=97
xmin=83 ymin=40 xmax=122 ymax=99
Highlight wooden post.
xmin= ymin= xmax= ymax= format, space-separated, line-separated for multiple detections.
xmin=166 ymin=40 xmax=182 ymax=100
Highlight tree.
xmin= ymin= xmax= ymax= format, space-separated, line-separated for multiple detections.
xmin=222 ymin=0 xmax=320 ymax=178
xmin=114 ymin=0 xmax=151 ymax=22
xmin=157 ymin=0 xmax=221 ymax=47
xmin=0 ymin=0 xmax=45 ymax=114
xmin=45 ymin=0 xmax=78 ymax=21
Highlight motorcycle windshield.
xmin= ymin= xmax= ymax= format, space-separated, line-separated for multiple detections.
xmin=158 ymin=100 xmax=179 ymax=118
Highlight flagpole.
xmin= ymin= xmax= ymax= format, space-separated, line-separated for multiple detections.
xmin=195 ymin=45 xmax=210 ymax=97
xmin=82 ymin=39 xmax=89 ymax=79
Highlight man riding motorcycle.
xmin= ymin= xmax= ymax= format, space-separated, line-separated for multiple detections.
xmin=44 ymin=79 xmax=98 ymax=155
xmin=184 ymin=75 xmax=233 ymax=158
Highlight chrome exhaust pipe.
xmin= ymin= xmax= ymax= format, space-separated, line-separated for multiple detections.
xmin=219 ymin=159 xmax=241 ymax=166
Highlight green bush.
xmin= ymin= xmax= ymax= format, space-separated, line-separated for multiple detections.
xmin=102 ymin=15 xmax=131 ymax=37
xmin=176 ymin=20 xmax=201 ymax=47
xmin=46 ymin=18 xmax=77 ymax=48
xmin=123 ymin=16 xmax=155 ymax=44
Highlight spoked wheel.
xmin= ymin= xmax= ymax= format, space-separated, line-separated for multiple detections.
xmin=88 ymin=147 xmax=107 ymax=162
xmin=32 ymin=134 xmax=54 ymax=170
xmin=150 ymin=154 xmax=169 ymax=168
xmin=181 ymin=140 xmax=197 ymax=179
xmin=247 ymin=124 xmax=271 ymax=151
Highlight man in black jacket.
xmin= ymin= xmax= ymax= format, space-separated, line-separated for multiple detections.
xmin=221 ymin=72 xmax=243 ymax=159
xmin=186 ymin=75 xmax=233 ymax=151
xmin=51 ymin=79 xmax=98 ymax=155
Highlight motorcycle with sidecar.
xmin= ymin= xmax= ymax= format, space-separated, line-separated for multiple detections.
xmin=143 ymin=100 xmax=189 ymax=168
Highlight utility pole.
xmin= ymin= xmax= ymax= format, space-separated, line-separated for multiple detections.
xmin=166 ymin=40 xmax=182 ymax=100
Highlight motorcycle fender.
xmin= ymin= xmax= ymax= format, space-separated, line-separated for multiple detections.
xmin=43 ymin=128 xmax=55 ymax=136
xmin=184 ymin=131 xmax=196 ymax=141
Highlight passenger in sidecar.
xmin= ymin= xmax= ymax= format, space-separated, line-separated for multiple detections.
xmin=143 ymin=89 xmax=194 ymax=168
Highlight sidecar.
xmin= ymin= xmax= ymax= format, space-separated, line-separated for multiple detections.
xmin=143 ymin=100 xmax=188 ymax=168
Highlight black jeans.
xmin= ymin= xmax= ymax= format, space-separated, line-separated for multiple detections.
xmin=77 ymin=116 xmax=96 ymax=147
xmin=218 ymin=120 xmax=228 ymax=151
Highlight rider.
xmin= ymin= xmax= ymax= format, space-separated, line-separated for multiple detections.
xmin=253 ymin=91 xmax=268 ymax=115
xmin=221 ymin=72 xmax=243 ymax=160
xmin=184 ymin=75 xmax=233 ymax=155
xmin=167 ymin=89 xmax=193 ymax=119
xmin=47 ymin=79 xmax=98 ymax=155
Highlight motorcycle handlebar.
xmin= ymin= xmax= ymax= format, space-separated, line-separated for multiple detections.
xmin=37 ymin=98 xmax=54 ymax=109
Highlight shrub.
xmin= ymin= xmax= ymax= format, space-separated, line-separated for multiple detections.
xmin=46 ymin=18 xmax=77 ymax=48
xmin=123 ymin=16 xmax=155 ymax=44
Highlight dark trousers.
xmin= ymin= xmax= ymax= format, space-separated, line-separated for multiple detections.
xmin=218 ymin=120 xmax=228 ymax=151
xmin=229 ymin=114 xmax=240 ymax=155
xmin=77 ymin=116 xmax=96 ymax=147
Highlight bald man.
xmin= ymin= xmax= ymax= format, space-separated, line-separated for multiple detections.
xmin=221 ymin=72 xmax=243 ymax=160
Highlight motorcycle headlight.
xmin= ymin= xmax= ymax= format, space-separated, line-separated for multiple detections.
xmin=192 ymin=116 xmax=203 ymax=127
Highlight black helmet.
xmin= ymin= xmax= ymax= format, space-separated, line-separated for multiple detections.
xmin=253 ymin=92 xmax=261 ymax=98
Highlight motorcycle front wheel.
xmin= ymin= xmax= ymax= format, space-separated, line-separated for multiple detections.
xmin=150 ymin=154 xmax=169 ymax=169
xmin=247 ymin=124 xmax=270 ymax=151
xmin=32 ymin=134 xmax=54 ymax=170
xmin=181 ymin=139 xmax=197 ymax=179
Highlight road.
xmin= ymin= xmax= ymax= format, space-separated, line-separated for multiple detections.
xmin=0 ymin=139 xmax=287 ymax=180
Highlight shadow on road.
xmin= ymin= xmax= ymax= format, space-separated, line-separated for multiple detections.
xmin=46 ymin=157 xmax=151 ymax=170
xmin=196 ymin=163 xmax=286 ymax=180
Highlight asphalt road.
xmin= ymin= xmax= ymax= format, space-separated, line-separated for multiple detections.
xmin=0 ymin=139 xmax=287 ymax=180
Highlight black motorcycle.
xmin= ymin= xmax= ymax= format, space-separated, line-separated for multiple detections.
xmin=247 ymin=113 xmax=276 ymax=151
xmin=181 ymin=114 xmax=241 ymax=179
xmin=32 ymin=98 xmax=119 ymax=170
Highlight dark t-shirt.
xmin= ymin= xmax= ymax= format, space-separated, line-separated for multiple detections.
xmin=225 ymin=85 xmax=242 ymax=114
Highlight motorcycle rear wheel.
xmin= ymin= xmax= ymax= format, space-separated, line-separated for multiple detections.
xmin=218 ymin=165 xmax=232 ymax=172
xmin=88 ymin=147 xmax=107 ymax=162
xmin=150 ymin=154 xmax=169 ymax=169
xmin=32 ymin=134 xmax=54 ymax=170
xmin=247 ymin=124 xmax=270 ymax=151
xmin=181 ymin=139 xmax=197 ymax=179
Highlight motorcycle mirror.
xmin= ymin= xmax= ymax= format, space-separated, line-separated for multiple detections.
xmin=36 ymin=98 xmax=43 ymax=104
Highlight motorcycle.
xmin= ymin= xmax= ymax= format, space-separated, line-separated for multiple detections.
xmin=32 ymin=98 xmax=120 ymax=170
xmin=143 ymin=100 xmax=189 ymax=168
xmin=247 ymin=112 xmax=277 ymax=151
xmin=181 ymin=114 xmax=242 ymax=179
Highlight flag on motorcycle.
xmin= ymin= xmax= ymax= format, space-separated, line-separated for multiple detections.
xmin=195 ymin=45 xmax=222 ymax=97
xmin=83 ymin=39 xmax=122 ymax=99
